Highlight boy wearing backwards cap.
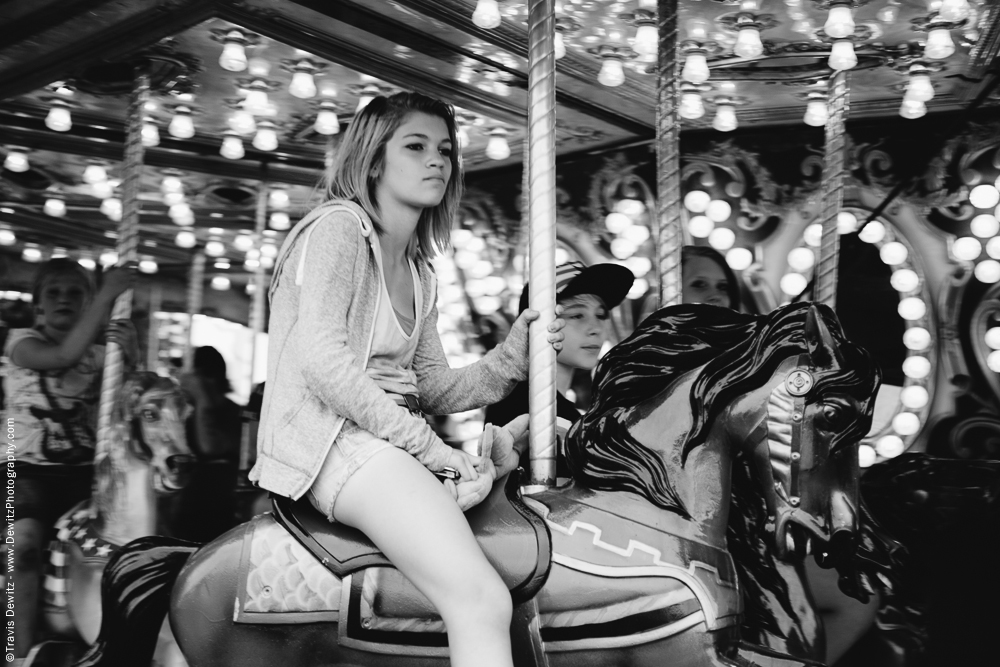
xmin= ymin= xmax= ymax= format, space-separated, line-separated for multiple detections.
xmin=485 ymin=261 xmax=633 ymax=480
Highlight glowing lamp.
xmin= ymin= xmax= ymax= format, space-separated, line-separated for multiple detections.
xmin=688 ymin=215 xmax=714 ymax=238
xmin=987 ymin=326 xmax=1000 ymax=350
xmin=780 ymin=272 xmax=808 ymax=296
xmin=220 ymin=133 xmax=245 ymax=160
xmin=828 ymin=40 xmax=857 ymax=70
xmin=971 ymin=214 xmax=999 ymax=238
xmin=824 ymin=4 xmax=855 ymax=39
xmin=269 ymin=189 xmax=290 ymax=209
xmin=138 ymin=257 xmax=158 ymax=274
xmin=684 ymin=190 xmax=711 ymax=213
xmin=252 ymin=122 xmax=278 ymax=151
xmin=682 ymin=51 xmax=710 ymax=84
xmin=838 ymin=210 xmax=858 ymax=234
xmin=787 ymin=247 xmax=815 ymax=272
xmin=168 ymin=108 xmax=195 ymax=139
xmin=679 ymin=92 xmax=706 ymax=119
xmin=906 ymin=68 xmax=935 ymax=102
xmin=898 ymin=297 xmax=927 ymax=321
xmin=3 ymin=151 xmax=29 ymax=172
xmin=989 ymin=350 xmax=1000 ymax=373
xmin=876 ymin=435 xmax=906 ymax=457
xmin=938 ymin=0 xmax=970 ymax=21
xmin=879 ymin=241 xmax=908 ymax=266
xmin=975 ymin=259 xmax=1000 ymax=283
xmin=634 ymin=24 xmax=658 ymax=57
xmin=953 ymin=236 xmax=983 ymax=261
xmin=901 ymin=386 xmax=929 ymax=409
xmin=598 ymin=57 xmax=626 ymax=87
xmin=485 ymin=129 xmax=511 ymax=160
xmin=91 ymin=180 xmax=114 ymax=199
xmin=269 ymin=212 xmax=291 ymax=231
xmin=205 ymin=240 xmax=226 ymax=257
xmin=734 ymin=27 xmax=763 ymax=59
xmin=83 ymin=164 xmax=107 ymax=184
xmin=902 ymin=355 xmax=931 ymax=379
xmin=314 ymin=103 xmax=340 ymax=135
xmin=892 ymin=412 xmax=921 ymax=436
xmin=891 ymin=269 xmax=920 ymax=293
xmin=289 ymin=71 xmax=317 ymax=99
xmin=175 ymin=230 xmax=197 ymax=248
xmin=210 ymin=277 xmax=231 ymax=291
xmin=22 ymin=244 xmax=42 ymax=262
xmin=0 ymin=229 xmax=15 ymax=246
xmin=804 ymin=223 xmax=823 ymax=247
xmin=472 ymin=0 xmax=502 ymax=29
xmin=726 ymin=247 xmax=753 ymax=270
xmin=45 ymin=104 xmax=72 ymax=132
xmin=858 ymin=220 xmax=886 ymax=244
xmin=804 ymin=99 xmax=828 ymax=127
xmin=621 ymin=224 xmax=650 ymax=245
xmin=44 ymin=198 xmax=66 ymax=217
xmin=713 ymin=104 xmax=738 ymax=132
xmin=924 ymin=28 xmax=955 ymax=60
xmin=900 ymin=99 xmax=927 ymax=119
xmin=970 ymin=184 xmax=1000 ymax=209
xmin=229 ymin=109 xmax=256 ymax=135
xmin=141 ymin=120 xmax=160 ymax=147
xmin=219 ymin=31 xmax=248 ymax=72
xmin=709 ymin=227 xmax=736 ymax=250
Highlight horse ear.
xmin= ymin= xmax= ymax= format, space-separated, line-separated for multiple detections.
xmin=805 ymin=304 xmax=844 ymax=369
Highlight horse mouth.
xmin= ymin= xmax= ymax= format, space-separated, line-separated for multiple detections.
xmin=155 ymin=454 xmax=197 ymax=492
xmin=773 ymin=511 xmax=829 ymax=562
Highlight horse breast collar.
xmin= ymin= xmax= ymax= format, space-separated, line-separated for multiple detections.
xmin=784 ymin=364 xmax=815 ymax=508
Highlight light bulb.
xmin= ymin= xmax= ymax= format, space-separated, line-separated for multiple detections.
xmin=788 ymin=247 xmax=816 ymax=272
xmin=289 ymin=70 xmax=317 ymax=99
xmin=975 ymin=259 xmax=1000 ymax=283
xmin=622 ymin=224 xmax=650 ymax=245
xmin=175 ymin=230 xmax=197 ymax=248
xmin=682 ymin=51 xmax=710 ymax=84
xmin=314 ymin=107 xmax=340 ymax=135
xmin=269 ymin=212 xmax=291 ymax=230
xmin=907 ymin=71 xmax=935 ymax=101
xmin=472 ymin=0 xmax=502 ymax=29
xmin=485 ymin=131 xmax=511 ymax=160
xmin=925 ymin=28 xmax=955 ymax=59
xmin=733 ymin=27 xmax=763 ymax=59
xmin=555 ymin=32 xmax=566 ymax=60
xmin=139 ymin=257 xmax=158 ymax=274
xmin=220 ymin=133 xmax=245 ymax=160
xmin=828 ymin=40 xmax=857 ymax=70
xmin=688 ymin=215 xmax=714 ymax=237
xmin=205 ymin=240 xmax=226 ymax=257
xmin=891 ymin=269 xmax=920 ymax=292
xmin=685 ymin=191 xmax=711 ymax=213
xmin=824 ymin=5 xmax=855 ymax=39
xmin=219 ymin=34 xmax=248 ymax=72
xmin=858 ymin=220 xmax=886 ymax=243
xmin=253 ymin=125 xmax=278 ymax=151
xmin=709 ymin=227 xmax=736 ymax=250
xmin=247 ymin=56 xmax=271 ymax=77
xmin=634 ymin=24 xmax=658 ymax=57
xmin=169 ymin=202 xmax=192 ymax=221
xmin=141 ymin=121 xmax=160 ymax=147
xmin=598 ymin=57 xmax=626 ymax=87
xmin=953 ymin=236 xmax=983 ymax=261
xmin=706 ymin=199 xmax=732 ymax=222
xmin=22 ymin=245 xmax=42 ymax=262
xmin=44 ymin=197 xmax=66 ymax=217
xmin=91 ymin=180 xmax=114 ymax=199
xmin=780 ymin=272 xmax=808 ymax=295
xmin=971 ymin=214 xmax=999 ymax=237
xmin=679 ymin=92 xmax=706 ymax=119
xmin=211 ymin=276 xmax=231 ymax=291
xmin=163 ymin=192 xmax=185 ymax=207
xmin=969 ymin=184 xmax=1000 ymax=209
xmin=686 ymin=18 xmax=710 ymax=41
xmin=726 ymin=247 xmax=753 ymax=270
xmin=269 ymin=189 xmax=290 ymax=209
xmin=229 ymin=109 xmax=256 ymax=135
xmin=804 ymin=99 xmax=828 ymax=126
xmin=168 ymin=111 xmax=195 ymax=139
xmin=77 ymin=255 xmax=96 ymax=271
xmin=713 ymin=104 xmax=738 ymax=132
xmin=243 ymin=87 xmax=270 ymax=115
xmin=100 ymin=197 xmax=122 ymax=220
xmin=880 ymin=241 xmax=908 ymax=265
xmin=3 ymin=151 xmax=29 ymax=172
xmin=900 ymin=99 xmax=927 ymax=119
xmin=605 ymin=212 xmax=632 ymax=234
xmin=901 ymin=385 xmax=929 ymax=410
xmin=45 ymin=105 xmax=72 ymax=132
xmin=83 ymin=164 xmax=107 ymax=184
xmin=937 ymin=0 xmax=970 ymax=21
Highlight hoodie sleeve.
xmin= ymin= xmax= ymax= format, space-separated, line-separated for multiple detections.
xmin=287 ymin=212 xmax=453 ymax=471
xmin=412 ymin=278 xmax=529 ymax=415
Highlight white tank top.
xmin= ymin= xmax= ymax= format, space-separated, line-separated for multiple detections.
xmin=365 ymin=255 xmax=421 ymax=398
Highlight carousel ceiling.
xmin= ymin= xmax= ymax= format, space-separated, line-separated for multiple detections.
xmin=0 ymin=0 xmax=998 ymax=277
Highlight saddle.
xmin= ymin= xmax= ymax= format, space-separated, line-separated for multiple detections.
xmin=270 ymin=469 xmax=552 ymax=609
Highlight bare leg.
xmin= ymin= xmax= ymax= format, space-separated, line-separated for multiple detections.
xmin=12 ymin=519 xmax=45 ymax=659
xmin=333 ymin=448 xmax=513 ymax=667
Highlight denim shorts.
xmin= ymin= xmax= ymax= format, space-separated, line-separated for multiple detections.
xmin=306 ymin=420 xmax=393 ymax=522
xmin=13 ymin=463 xmax=93 ymax=529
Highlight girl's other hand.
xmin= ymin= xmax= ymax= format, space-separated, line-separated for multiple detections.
xmin=105 ymin=319 xmax=139 ymax=367
xmin=510 ymin=305 xmax=566 ymax=352
xmin=452 ymin=457 xmax=496 ymax=511
xmin=98 ymin=264 xmax=138 ymax=302
xmin=444 ymin=447 xmax=480 ymax=483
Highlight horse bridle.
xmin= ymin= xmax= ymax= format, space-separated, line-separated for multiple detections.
xmin=783 ymin=362 xmax=816 ymax=510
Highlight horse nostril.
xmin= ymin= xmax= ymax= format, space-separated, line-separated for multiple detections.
xmin=166 ymin=455 xmax=196 ymax=474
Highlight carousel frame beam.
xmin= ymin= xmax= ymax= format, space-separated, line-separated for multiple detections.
xmin=286 ymin=0 xmax=653 ymax=137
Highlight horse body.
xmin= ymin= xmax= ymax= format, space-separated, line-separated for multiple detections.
xmin=41 ymin=372 xmax=192 ymax=649
xmin=83 ymin=304 xmax=883 ymax=667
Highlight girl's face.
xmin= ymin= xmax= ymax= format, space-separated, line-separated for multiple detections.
xmin=557 ymin=294 xmax=610 ymax=372
xmin=682 ymin=256 xmax=731 ymax=308
xmin=38 ymin=274 xmax=90 ymax=331
xmin=375 ymin=112 xmax=453 ymax=214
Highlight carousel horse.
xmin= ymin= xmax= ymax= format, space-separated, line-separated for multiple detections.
xmin=28 ymin=372 xmax=193 ymax=666
xmin=79 ymin=303 xmax=883 ymax=667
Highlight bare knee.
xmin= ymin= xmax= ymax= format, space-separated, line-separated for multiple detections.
xmin=437 ymin=566 xmax=511 ymax=627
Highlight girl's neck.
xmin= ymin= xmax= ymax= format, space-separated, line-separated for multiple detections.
xmin=376 ymin=199 xmax=420 ymax=264
xmin=556 ymin=362 xmax=574 ymax=395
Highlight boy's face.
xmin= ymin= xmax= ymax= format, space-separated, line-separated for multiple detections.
xmin=38 ymin=274 xmax=90 ymax=331
xmin=557 ymin=294 xmax=610 ymax=372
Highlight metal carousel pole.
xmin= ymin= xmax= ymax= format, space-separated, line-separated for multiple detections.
xmin=183 ymin=252 xmax=206 ymax=372
xmin=525 ymin=0 xmax=558 ymax=492
xmin=94 ymin=68 xmax=148 ymax=461
xmin=815 ymin=70 xmax=850 ymax=307
xmin=656 ymin=0 xmax=683 ymax=307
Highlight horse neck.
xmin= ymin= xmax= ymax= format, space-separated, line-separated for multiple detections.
xmin=92 ymin=425 xmax=158 ymax=544
xmin=622 ymin=367 xmax=733 ymax=549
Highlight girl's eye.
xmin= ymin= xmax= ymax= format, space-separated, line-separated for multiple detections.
xmin=406 ymin=143 xmax=424 ymax=151
xmin=440 ymin=147 xmax=453 ymax=157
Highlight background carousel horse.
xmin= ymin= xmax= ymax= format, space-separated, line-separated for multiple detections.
xmin=27 ymin=372 xmax=193 ymax=667
xmin=78 ymin=303 xmax=883 ymax=667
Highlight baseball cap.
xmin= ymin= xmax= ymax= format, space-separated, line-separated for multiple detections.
xmin=518 ymin=261 xmax=635 ymax=313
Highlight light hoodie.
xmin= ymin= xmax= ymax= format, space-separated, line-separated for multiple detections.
xmin=250 ymin=201 xmax=528 ymax=500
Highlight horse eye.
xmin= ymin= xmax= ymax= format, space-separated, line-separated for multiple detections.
xmin=820 ymin=404 xmax=846 ymax=429
xmin=142 ymin=408 xmax=159 ymax=421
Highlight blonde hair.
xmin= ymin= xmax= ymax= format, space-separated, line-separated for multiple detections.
xmin=325 ymin=92 xmax=462 ymax=261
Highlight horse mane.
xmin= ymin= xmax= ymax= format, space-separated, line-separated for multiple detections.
xmin=565 ymin=302 xmax=880 ymax=517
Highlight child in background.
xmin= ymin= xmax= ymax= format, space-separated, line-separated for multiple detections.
xmin=4 ymin=258 xmax=135 ymax=657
